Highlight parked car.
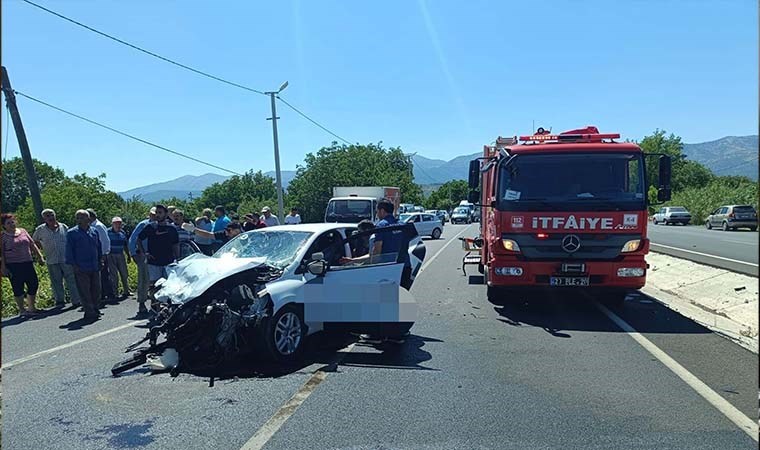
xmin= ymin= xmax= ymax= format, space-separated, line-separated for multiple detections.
xmin=705 ymin=205 xmax=758 ymax=231
xmin=470 ymin=207 xmax=480 ymax=223
xmin=450 ymin=206 xmax=472 ymax=224
xmin=425 ymin=210 xmax=447 ymax=225
xmin=652 ymin=206 xmax=692 ymax=225
xmin=112 ymin=223 xmax=427 ymax=375
xmin=400 ymin=212 xmax=443 ymax=239
xmin=437 ymin=210 xmax=449 ymax=223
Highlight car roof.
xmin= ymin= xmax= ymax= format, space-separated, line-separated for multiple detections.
xmin=260 ymin=223 xmax=357 ymax=233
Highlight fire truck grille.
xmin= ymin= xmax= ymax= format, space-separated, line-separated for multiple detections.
xmin=504 ymin=233 xmax=640 ymax=261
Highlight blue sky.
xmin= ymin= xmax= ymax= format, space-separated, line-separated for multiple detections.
xmin=2 ymin=0 xmax=757 ymax=192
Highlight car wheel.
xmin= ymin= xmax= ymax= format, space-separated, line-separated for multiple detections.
xmin=263 ymin=304 xmax=306 ymax=363
xmin=705 ymin=221 xmax=712 ymax=230
xmin=722 ymin=221 xmax=730 ymax=232
xmin=431 ymin=228 xmax=442 ymax=239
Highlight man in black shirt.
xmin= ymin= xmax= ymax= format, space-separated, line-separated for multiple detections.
xmin=137 ymin=204 xmax=179 ymax=292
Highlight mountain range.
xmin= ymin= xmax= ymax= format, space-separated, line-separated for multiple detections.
xmin=117 ymin=135 xmax=757 ymax=202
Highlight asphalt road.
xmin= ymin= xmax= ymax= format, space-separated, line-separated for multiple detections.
xmin=2 ymin=223 xmax=758 ymax=449
xmin=647 ymin=223 xmax=759 ymax=276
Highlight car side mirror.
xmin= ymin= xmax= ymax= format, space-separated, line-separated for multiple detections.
xmin=307 ymin=260 xmax=327 ymax=276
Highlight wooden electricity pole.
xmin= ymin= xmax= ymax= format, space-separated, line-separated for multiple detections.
xmin=1 ymin=66 xmax=43 ymax=223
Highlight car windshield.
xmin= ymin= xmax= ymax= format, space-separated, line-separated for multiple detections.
xmin=325 ymin=199 xmax=373 ymax=222
xmin=213 ymin=230 xmax=313 ymax=269
xmin=453 ymin=207 xmax=468 ymax=215
xmin=498 ymin=152 xmax=645 ymax=211
xmin=669 ymin=207 xmax=687 ymax=212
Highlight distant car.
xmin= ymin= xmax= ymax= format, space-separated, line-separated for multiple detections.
xmin=413 ymin=206 xmax=424 ymax=213
xmin=450 ymin=207 xmax=472 ymax=225
xmin=470 ymin=208 xmax=480 ymax=223
xmin=705 ymin=205 xmax=758 ymax=231
xmin=652 ymin=206 xmax=692 ymax=225
xmin=425 ymin=210 xmax=446 ymax=226
xmin=400 ymin=212 xmax=443 ymax=239
xmin=437 ymin=210 xmax=449 ymax=223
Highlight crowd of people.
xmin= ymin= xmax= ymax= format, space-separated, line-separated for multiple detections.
xmin=0 ymin=204 xmax=302 ymax=322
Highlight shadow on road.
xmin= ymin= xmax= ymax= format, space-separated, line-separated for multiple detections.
xmin=489 ymin=289 xmax=713 ymax=338
xmin=1 ymin=305 xmax=80 ymax=328
xmin=117 ymin=331 xmax=442 ymax=383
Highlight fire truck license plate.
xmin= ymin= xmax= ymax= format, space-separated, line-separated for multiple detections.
xmin=550 ymin=277 xmax=589 ymax=287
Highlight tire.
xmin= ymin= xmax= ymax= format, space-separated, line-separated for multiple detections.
xmin=722 ymin=221 xmax=730 ymax=232
xmin=431 ymin=228 xmax=442 ymax=239
xmin=262 ymin=304 xmax=306 ymax=363
xmin=478 ymin=263 xmax=484 ymax=274
xmin=705 ymin=221 xmax=712 ymax=230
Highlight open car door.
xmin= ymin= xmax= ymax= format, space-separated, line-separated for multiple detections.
xmin=302 ymin=223 xmax=425 ymax=324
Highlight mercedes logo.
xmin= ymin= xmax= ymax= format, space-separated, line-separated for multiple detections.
xmin=561 ymin=234 xmax=581 ymax=253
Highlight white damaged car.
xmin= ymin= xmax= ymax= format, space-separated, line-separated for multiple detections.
xmin=112 ymin=223 xmax=426 ymax=375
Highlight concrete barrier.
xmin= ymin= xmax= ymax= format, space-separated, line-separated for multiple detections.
xmin=643 ymin=252 xmax=758 ymax=353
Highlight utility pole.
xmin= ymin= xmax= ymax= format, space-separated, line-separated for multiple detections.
xmin=265 ymin=81 xmax=288 ymax=223
xmin=1 ymin=66 xmax=43 ymax=224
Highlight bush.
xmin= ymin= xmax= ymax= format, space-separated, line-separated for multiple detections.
xmin=664 ymin=177 xmax=758 ymax=224
xmin=2 ymin=261 xmax=139 ymax=317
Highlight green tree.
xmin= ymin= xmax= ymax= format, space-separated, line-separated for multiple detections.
xmin=193 ymin=170 xmax=278 ymax=214
xmin=638 ymin=129 xmax=714 ymax=192
xmin=1 ymin=157 xmax=66 ymax=212
xmin=426 ymin=180 xmax=470 ymax=211
xmin=15 ymin=173 xmax=124 ymax=230
xmin=287 ymin=142 xmax=423 ymax=222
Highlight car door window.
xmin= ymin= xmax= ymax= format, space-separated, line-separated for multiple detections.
xmin=305 ymin=230 xmax=346 ymax=268
xmin=719 ymin=207 xmax=728 ymax=215
xmin=178 ymin=241 xmax=199 ymax=260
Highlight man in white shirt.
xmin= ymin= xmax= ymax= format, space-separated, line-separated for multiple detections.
xmin=284 ymin=207 xmax=302 ymax=225
xmin=260 ymin=206 xmax=280 ymax=227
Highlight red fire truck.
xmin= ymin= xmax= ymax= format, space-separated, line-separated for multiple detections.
xmin=467 ymin=126 xmax=672 ymax=302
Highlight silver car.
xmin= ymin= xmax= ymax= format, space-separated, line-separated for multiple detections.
xmin=652 ymin=206 xmax=691 ymax=225
xmin=705 ymin=205 xmax=758 ymax=231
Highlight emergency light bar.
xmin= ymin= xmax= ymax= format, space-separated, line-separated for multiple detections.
xmin=519 ymin=133 xmax=620 ymax=142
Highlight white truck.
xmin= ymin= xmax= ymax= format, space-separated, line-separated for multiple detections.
xmin=325 ymin=186 xmax=401 ymax=223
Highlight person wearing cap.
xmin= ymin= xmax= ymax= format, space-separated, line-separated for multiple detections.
xmin=128 ymin=207 xmax=156 ymax=315
xmin=183 ymin=221 xmax=243 ymax=246
xmin=284 ymin=207 xmax=302 ymax=225
xmin=243 ymin=213 xmax=267 ymax=231
xmin=107 ymin=217 xmax=131 ymax=299
xmin=211 ymin=205 xmax=230 ymax=253
xmin=87 ymin=208 xmax=112 ymax=303
xmin=260 ymin=206 xmax=280 ymax=227
xmin=32 ymin=208 xmax=81 ymax=307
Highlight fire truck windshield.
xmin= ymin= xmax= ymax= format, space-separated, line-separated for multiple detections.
xmin=497 ymin=152 xmax=645 ymax=212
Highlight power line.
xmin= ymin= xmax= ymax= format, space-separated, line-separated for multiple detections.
xmin=21 ymin=0 xmax=266 ymax=95
xmin=14 ymin=90 xmax=242 ymax=176
xmin=276 ymin=96 xmax=352 ymax=145
xmin=22 ymin=0 xmax=357 ymax=149
xmin=409 ymin=153 xmax=438 ymax=185
xmin=712 ymin=156 xmax=759 ymax=175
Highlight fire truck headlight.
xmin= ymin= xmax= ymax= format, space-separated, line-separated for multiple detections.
xmin=620 ymin=239 xmax=641 ymax=253
xmin=617 ymin=267 xmax=645 ymax=277
xmin=501 ymin=239 xmax=521 ymax=252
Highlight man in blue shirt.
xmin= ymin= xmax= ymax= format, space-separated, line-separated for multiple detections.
xmin=340 ymin=199 xmax=403 ymax=264
xmin=66 ymin=209 xmax=103 ymax=321
xmin=211 ymin=205 xmax=230 ymax=253
xmin=107 ymin=217 xmax=131 ymax=299
xmin=128 ymin=207 xmax=155 ymax=315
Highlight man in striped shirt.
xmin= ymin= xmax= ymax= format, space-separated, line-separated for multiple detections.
xmin=33 ymin=208 xmax=81 ymax=307
xmin=107 ymin=217 xmax=131 ymax=299
xmin=171 ymin=209 xmax=194 ymax=243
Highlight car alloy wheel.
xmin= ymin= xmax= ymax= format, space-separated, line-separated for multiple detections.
xmin=274 ymin=311 xmax=303 ymax=355
xmin=705 ymin=221 xmax=712 ymax=229
xmin=722 ymin=221 xmax=729 ymax=232
xmin=431 ymin=228 xmax=442 ymax=239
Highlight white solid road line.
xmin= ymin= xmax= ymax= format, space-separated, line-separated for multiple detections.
xmin=1 ymin=320 xmax=148 ymax=370
xmin=239 ymin=343 xmax=356 ymax=450
xmin=595 ymin=302 xmax=759 ymax=442
xmin=241 ymin=225 xmax=474 ymax=450
xmin=418 ymin=224 xmax=473 ymax=274
xmin=650 ymin=243 xmax=758 ymax=267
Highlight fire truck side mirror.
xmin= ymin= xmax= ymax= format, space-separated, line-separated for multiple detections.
xmin=657 ymin=155 xmax=672 ymax=202
xmin=468 ymin=190 xmax=480 ymax=204
xmin=468 ymin=160 xmax=480 ymax=190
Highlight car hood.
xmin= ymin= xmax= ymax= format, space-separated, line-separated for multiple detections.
xmin=154 ymin=253 xmax=268 ymax=304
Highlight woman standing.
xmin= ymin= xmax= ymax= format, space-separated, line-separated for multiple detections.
xmin=1 ymin=213 xmax=45 ymax=316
